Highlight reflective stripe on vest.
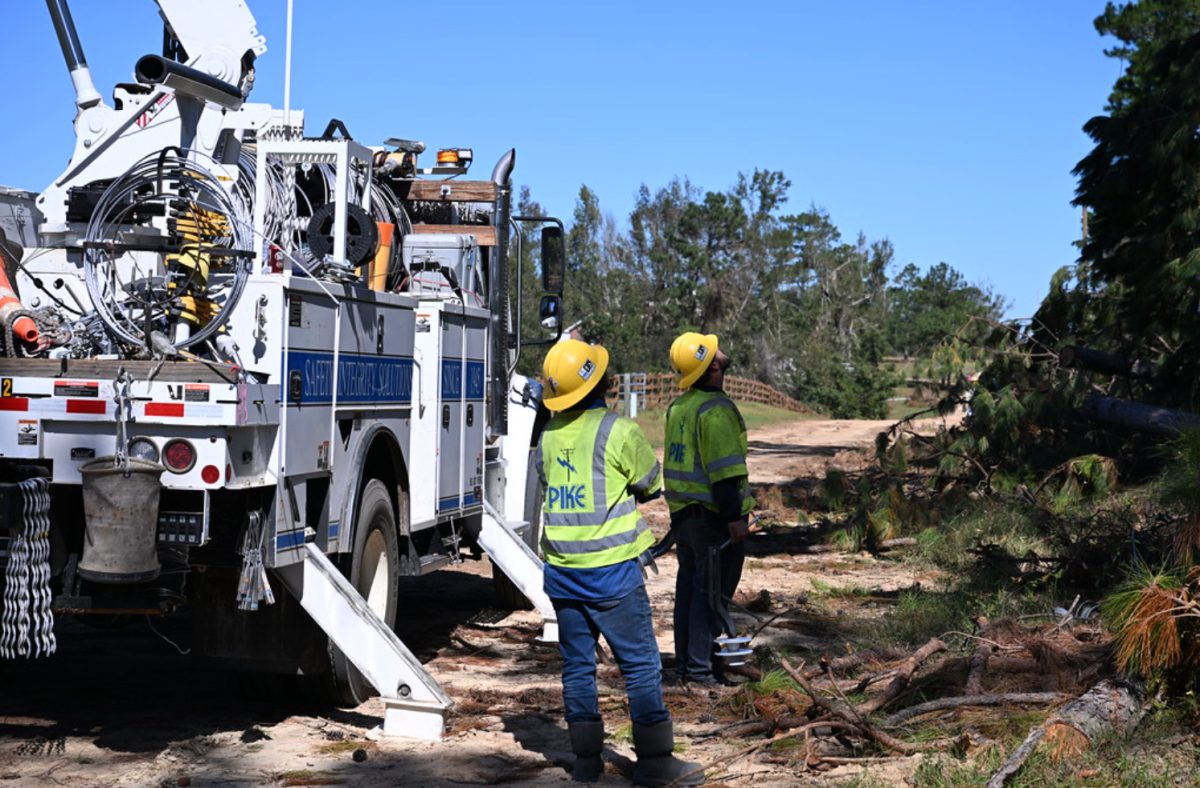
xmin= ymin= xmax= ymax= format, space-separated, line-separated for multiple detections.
xmin=539 ymin=409 xmax=655 ymax=568
xmin=663 ymin=390 xmax=754 ymax=515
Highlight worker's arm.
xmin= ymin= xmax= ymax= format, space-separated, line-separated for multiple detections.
xmin=699 ymin=402 xmax=751 ymax=541
xmin=712 ymin=477 xmax=750 ymax=541
xmin=618 ymin=421 xmax=662 ymax=503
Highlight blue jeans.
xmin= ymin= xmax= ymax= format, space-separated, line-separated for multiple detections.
xmin=674 ymin=519 xmax=745 ymax=682
xmin=552 ymin=584 xmax=671 ymax=726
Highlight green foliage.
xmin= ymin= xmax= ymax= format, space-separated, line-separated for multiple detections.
xmin=1155 ymin=430 xmax=1200 ymax=564
xmin=878 ymin=586 xmax=1051 ymax=649
xmin=742 ymin=669 xmax=800 ymax=696
xmin=886 ymin=262 xmax=1006 ymax=359
xmin=820 ymin=468 xmax=848 ymax=510
xmin=913 ymin=503 xmax=1048 ymax=576
xmin=1073 ymin=6 xmax=1200 ymax=409
xmin=1095 ymin=1 xmax=1200 ymax=112
xmin=542 ymin=172 xmax=996 ymax=417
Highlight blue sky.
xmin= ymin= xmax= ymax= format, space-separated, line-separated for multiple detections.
xmin=2 ymin=1 xmax=1120 ymax=317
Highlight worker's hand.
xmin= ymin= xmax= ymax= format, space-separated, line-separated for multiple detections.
xmin=727 ymin=518 xmax=751 ymax=543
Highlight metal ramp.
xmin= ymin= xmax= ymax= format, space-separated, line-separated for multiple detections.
xmin=479 ymin=502 xmax=558 ymax=642
xmin=278 ymin=543 xmax=452 ymax=741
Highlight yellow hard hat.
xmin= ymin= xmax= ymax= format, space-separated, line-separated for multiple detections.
xmin=670 ymin=332 xmax=719 ymax=389
xmin=542 ymin=339 xmax=610 ymax=411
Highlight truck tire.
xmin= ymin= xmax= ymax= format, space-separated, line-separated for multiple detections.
xmin=493 ymin=451 xmax=543 ymax=609
xmin=329 ymin=478 xmax=403 ymax=706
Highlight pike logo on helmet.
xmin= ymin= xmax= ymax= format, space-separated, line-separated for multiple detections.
xmin=694 ymin=346 xmax=708 ymax=361
xmin=578 ymin=360 xmax=595 ymax=380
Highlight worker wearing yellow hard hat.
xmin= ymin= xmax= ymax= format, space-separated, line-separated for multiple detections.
xmin=537 ymin=339 xmax=703 ymax=786
xmin=669 ymin=332 xmax=719 ymax=389
xmin=662 ymin=331 xmax=756 ymax=687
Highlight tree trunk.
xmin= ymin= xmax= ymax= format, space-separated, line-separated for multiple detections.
xmin=1059 ymin=346 xmax=1155 ymax=380
xmin=1081 ymin=394 xmax=1200 ymax=437
xmin=985 ymin=678 xmax=1148 ymax=788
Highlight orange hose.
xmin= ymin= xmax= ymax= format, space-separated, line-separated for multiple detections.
xmin=370 ymin=222 xmax=395 ymax=291
xmin=0 ymin=263 xmax=38 ymax=344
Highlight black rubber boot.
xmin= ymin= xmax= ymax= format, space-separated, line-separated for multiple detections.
xmin=631 ymin=720 xmax=704 ymax=787
xmin=567 ymin=721 xmax=604 ymax=782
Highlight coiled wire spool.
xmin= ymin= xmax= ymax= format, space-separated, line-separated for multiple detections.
xmin=82 ymin=150 xmax=253 ymax=352
xmin=300 ymin=162 xmax=410 ymax=284
xmin=239 ymin=144 xmax=302 ymax=258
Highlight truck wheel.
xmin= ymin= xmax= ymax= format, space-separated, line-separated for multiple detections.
xmin=493 ymin=451 xmax=543 ymax=609
xmin=329 ymin=478 xmax=403 ymax=706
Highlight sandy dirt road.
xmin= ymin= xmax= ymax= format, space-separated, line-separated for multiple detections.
xmin=0 ymin=416 xmax=953 ymax=787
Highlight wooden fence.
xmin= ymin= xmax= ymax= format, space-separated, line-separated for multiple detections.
xmin=605 ymin=373 xmax=813 ymax=414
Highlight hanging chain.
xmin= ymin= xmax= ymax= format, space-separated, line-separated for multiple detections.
xmin=1 ymin=478 xmax=55 ymax=659
xmin=113 ymin=368 xmax=134 ymax=474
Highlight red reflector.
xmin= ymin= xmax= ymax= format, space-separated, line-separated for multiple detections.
xmin=225 ymin=463 xmax=232 ymax=482
xmin=163 ymin=439 xmax=196 ymax=472
xmin=0 ymin=397 xmax=29 ymax=411
xmin=201 ymin=464 xmax=220 ymax=484
xmin=146 ymin=402 xmax=185 ymax=417
xmin=67 ymin=399 xmax=106 ymax=414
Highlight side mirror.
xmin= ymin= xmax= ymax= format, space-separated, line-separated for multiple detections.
xmin=541 ymin=226 xmax=565 ymax=294
xmin=539 ymin=294 xmax=561 ymax=332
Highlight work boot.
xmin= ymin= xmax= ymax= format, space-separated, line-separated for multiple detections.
xmin=631 ymin=720 xmax=704 ymax=787
xmin=567 ymin=720 xmax=604 ymax=782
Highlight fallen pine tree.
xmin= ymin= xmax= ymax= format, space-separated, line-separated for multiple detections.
xmin=985 ymin=678 xmax=1149 ymax=788
xmin=676 ymin=617 xmax=1128 ymax=781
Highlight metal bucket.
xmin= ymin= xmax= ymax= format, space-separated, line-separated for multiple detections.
xmin=78 ymin=456 xmax=164 ymax=583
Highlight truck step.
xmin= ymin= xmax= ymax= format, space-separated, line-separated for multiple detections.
xmin=477 ymin=502 xmax=558 ymax=643
xmin=277 ymin=543 xmax=451 ymax=740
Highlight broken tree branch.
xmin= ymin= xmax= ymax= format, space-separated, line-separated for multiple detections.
xmin=880 ymin=692 xmax=1068 ymax=728
xmin=664 ymin=721 xmax=858 ymax=788
xmin=965 ymin=642 xmax=992 ymax=696
xmin=800 ymin=648 xmax=912 ymax=679
xmin=856 ymin=638 xmax=947 ymax=714
xmin=780 ymin=657 xmax=960 ymax=756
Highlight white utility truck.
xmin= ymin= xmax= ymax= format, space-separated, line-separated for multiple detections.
xmin=0 ymin=0 xmax=564 ymax=740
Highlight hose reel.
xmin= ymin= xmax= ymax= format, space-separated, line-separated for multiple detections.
xmin=305 ymin=202 xmax=379 ymax=267
xmin=81 ymin=150 xmax=253 ymax=354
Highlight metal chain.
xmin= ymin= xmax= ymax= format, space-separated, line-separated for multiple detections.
xmin=113 ymin=368 xmax=134 ymax=474
xmin=1 ymin=478 xmax=55 ymax=659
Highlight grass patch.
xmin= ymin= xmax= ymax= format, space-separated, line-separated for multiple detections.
xmin=872 ymin=586 xmax=1053 ymax=648
xmin=808 ymin=577 xmax=872 ymax=599
xmin=914 ymin=731 xmax=1200 ymax=787
xmin=912 ymin=502 xmax=1049 ymax=576
xmin=743 ymin=669 xmax=800 ymax=695
xmin=888 ymin=400 xmax=932 ymax=420
xmin=633 ymin=400 xmax=810 ymax=450
xmin=315 ymin=740 xmax=369 ymax=756
xmin=277 ymin=771 xmax=345 ymax=786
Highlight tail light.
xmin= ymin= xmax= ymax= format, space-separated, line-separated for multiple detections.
xmin=162 ymin=439 xmax=196 ymax=473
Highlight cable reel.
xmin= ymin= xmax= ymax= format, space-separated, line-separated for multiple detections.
xmin=81 ymin=150 xmax=253 ymax=354
xmin=305 ymin=202 xmax=379 ymax=268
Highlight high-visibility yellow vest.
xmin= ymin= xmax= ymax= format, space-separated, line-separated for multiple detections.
xmin=663 ymin=389 xmax=756 ymax=516
xmin=536 ymin=407 xmax=660 ymax=569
